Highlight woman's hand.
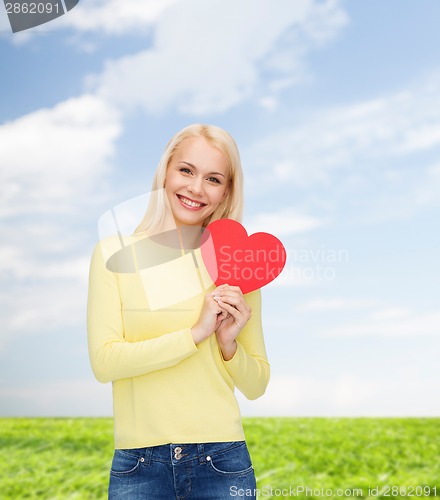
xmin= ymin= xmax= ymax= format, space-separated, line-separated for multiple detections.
xmin=213 ymin=285 xmax=252 ymax=361
xmin=191 ymin=285 xmax=229 ymax=345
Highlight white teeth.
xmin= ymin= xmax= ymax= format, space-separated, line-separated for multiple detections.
xmin=179 ymin=196 xmax=203 ymax=208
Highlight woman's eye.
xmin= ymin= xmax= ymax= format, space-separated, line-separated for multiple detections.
xmin=180 ymin=167 xmax=192 ymax=174
xmin=208 ymin=177 xmax=221 ymax=184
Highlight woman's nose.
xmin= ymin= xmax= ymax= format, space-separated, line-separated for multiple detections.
xmin=187 ymin=177 xmax=204 ymax=196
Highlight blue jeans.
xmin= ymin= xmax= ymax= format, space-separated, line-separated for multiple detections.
xmin=108 ymin=441 xmax=256 ymax=499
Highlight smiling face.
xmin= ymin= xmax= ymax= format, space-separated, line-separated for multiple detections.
xmin=164 ymin=136 xmax=230 ymax=227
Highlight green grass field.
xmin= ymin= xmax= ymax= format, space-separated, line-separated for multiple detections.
xmin=0 ymin=418 xmax=439 ymax=499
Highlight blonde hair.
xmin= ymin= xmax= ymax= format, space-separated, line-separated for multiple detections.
xmin=134 ymin=124 xmax=244 ymax=234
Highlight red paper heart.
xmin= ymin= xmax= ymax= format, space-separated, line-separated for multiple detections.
xmin=200 ymin=219 xmax=287 ymax=294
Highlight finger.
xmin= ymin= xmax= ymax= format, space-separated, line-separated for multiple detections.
xmin=217 ymin=300 xmax=248 ymax=321
xmin=211 ymin=288 xmax=229 ymax=300
xmin=220 ymin=284 xmax=243 ymax=294
xmin=214 ymin=292 xmax=246 ymax=309
xmin=212 ymin=294 xmax=222 ymax=304
xmin=210 ymin=296 xmax=226 ymax=316
xmin=216 ymin=300 xmax=237 ymax=318
xmin=215 ymin=290 xmax=242 ymax=301
xmin=212 ymin=284 xmax=229 ymax=295
xmin=212 ymin=295 xmax=240 ymax=307
xmin=217 ymin=299 xmax=240 ymax=312
xmin=219 ymin=308 xmax=228 ymax=319
xmin=219 ymin=306 xmax=231 ymax=318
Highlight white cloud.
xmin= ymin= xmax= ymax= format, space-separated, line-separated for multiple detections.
xmin=0 ymin=379 xmax=112 ymax=416
xmin=258 ymin=96 xmax=278 ymax=112
xmin=246 ymin=75 xmax=440 ymax=200
xmin=319 ymin=311 xmax=440 ymax=337
xmin=0 ymin=94 xmax=122 ymax=351
xmin=370 ymin=307 xmax=411 ymax=321
xmin=245 ymin=210 xmax=324 ymax=236
xmin=427 ymin=163 xmax=440 ymax=177
xmin=61 ymin=0 xmax=182 ymax=35
xmin=0 ymin=245 xmax=90 ymax=283
xmin=90 ymin=0 xmax=347 ymax=115
xmin=408 ymin=161 xmax=440 ymax=210
xmin=238 ymin=373 xmax=440 ymax=416
xmin=0 ymin=277 xmax=88 ymax=352
xmin=4 ymin=371 xmax=440 ymax=417
xmin=0 ymin=94 xmax=121 ymax=217
xmin=296 ymin=297 xmax=377 ymax=312
xmin=266 ymin=241 xmax=349 ymax=288
xmin=267 ymin=264 xmax=316 ymax=288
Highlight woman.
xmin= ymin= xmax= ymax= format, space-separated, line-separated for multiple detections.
xmin=87 ymin=124 xmax=270 ymax=499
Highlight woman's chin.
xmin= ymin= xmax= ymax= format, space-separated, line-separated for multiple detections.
xmin=173 ymin=214 xmax=206 ymax=227
xmin=173 ymin=207 xmax=211 ymax=227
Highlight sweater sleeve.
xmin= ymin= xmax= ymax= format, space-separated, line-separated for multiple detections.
xmin=221 ymin=289 xmax=270 ymax=400
xmin=87 ymin=241 xmax=198 ymax=384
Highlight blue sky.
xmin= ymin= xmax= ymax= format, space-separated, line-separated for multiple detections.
xmin=0 ymin=0 xmax=439 ymax=417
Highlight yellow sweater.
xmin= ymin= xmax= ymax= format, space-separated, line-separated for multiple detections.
xmin=87 ymin=234 xmax=270 ymax=449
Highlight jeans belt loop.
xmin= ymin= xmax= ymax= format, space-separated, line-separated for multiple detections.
xmin=143 ymin=446 xmax=153 ymax=465
xmin=197 ymin=443 xmax=206 ymax=464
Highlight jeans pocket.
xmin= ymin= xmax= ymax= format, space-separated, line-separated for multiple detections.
xmin=207 ymin=442 xmax=254 ymax=476
xmin=110 ymin=449 xmax=142 ymax=476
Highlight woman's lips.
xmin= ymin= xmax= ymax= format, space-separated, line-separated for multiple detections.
xmin=176 ymin=194 xmax=207 ymax=210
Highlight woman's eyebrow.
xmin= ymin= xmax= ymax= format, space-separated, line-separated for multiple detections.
xmin=181 ymin=161 xmax=226 ymax=178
